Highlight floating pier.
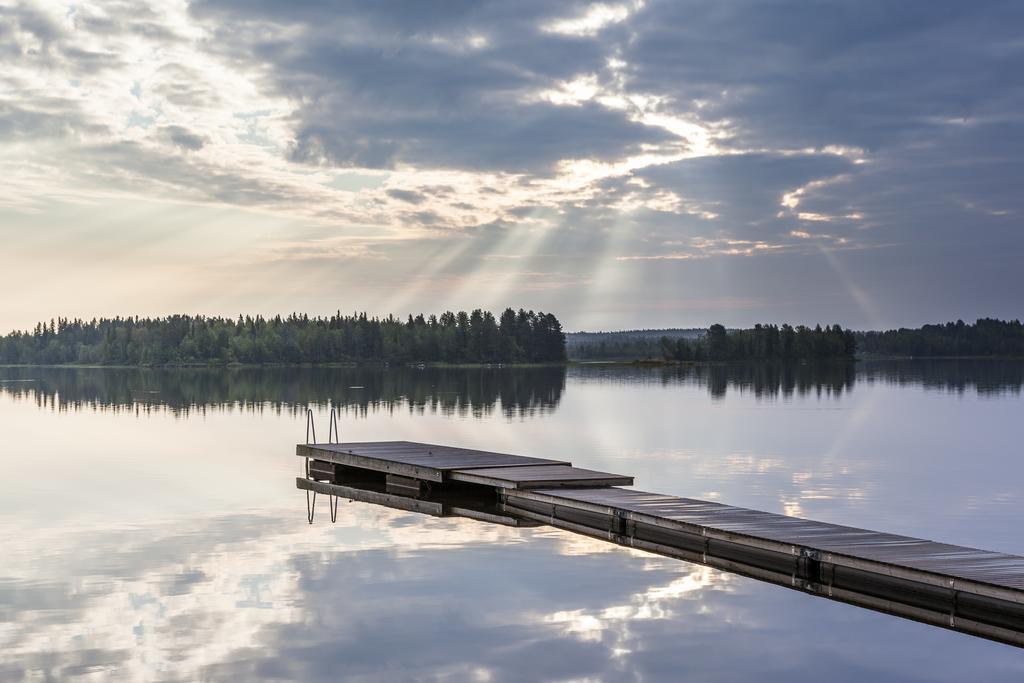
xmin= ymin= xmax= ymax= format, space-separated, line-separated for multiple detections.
xmin=296 ymin=439 xmax=1024 ymax=648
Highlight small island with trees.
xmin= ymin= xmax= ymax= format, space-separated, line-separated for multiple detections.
xmin=660 ymin=323 xmax=856 ymax=362
xmin=856 ymin=318 xmax=1024 ymax=358
xmin=570 ymin=319 xmax=1022 ymax=362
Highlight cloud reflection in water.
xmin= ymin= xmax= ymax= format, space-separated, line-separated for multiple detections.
xmin=1 ymin=362 xmax=1024 ymax=680
xmin=3 ymin=500 xmax=1024 ymax=681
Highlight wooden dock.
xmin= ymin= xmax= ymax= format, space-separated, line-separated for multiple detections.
xmin=295 ymin=441 xmax=632 ymax=488
xmin=297 ymin=440 xmax=1024 ymax=648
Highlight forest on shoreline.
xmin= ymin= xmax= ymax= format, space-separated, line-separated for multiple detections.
xmin=0 ymin=310 xmax=567 ymax=366
xmin=660 ymin=323 xmax=856 ymax=362
xmin=1 ymin=314 xmax=1020 ymax=367
xmin=856 ymin=318 xmax=1024 ymax=358
xmin=570 ymin=318 xmax=1023 ymax=361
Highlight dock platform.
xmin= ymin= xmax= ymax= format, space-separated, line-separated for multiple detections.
xmin=297 ymin=440 xmax=1024 ymax=648
xmin=296 ymin=441 xmax=632 ymax=488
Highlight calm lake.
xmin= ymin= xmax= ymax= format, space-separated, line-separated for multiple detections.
xmin=2 ymin=361 xmax=1023 ymax=681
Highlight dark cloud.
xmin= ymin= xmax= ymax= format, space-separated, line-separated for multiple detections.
xmin=59 ymin=46 xmax=124 ymax=73
xmin=0 ymin=2 xmax=62 ymax=45
xmin=639 ymin=153 xmax=853 ymax=222
xmin=623 ymin=1 xmax=1024 ymax=151
xmin=191 ymin=0 xmax=496 ymax=31
xmin=0 ymin=100 xmax=110 ymax=141
xmin=162 ymin=125 xmax=208 ymax=152
xmin=408 ymin=209 xmax=442 ymax=225
xmin=71 ymin=2 xmax=182 ymax=42
xmin=289 ymin=101 xmax=671 ymax=172
xmin=160 ymin=569 xmax=210 ymax=596
xmin=384 ymin=189 xmax=426 ymax=204
xmin=192 ymin=0 xmax=670 ymax=172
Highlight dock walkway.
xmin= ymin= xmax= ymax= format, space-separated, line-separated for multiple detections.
xmin=297 ymin=440 xmax=1024 ymax=647
xmin=296 ymin=441 xmax=633 ymax=488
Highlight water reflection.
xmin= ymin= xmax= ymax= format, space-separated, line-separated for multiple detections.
xmin=857 ymin=359 xmax=1024 ymax=396
xmin=2 ymin=359 xmax=1022 ymax=417
xmin=3 ymin=360 xmax=1024 ymax=680
xmin=0 ymin=366 xmax=566 ymax=417
xmin=7 ymin=498 xmax=1022 ymax=683
xmin=571 ymin=359 xmax=1024 ymax=399
xmin=298 ymin=471 xmax=1024 ymax=649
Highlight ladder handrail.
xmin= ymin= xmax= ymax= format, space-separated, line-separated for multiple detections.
xmin=305 ymin=408 xmax=316 ymax=444
xmin=328 ymin=406 xmax=339 ymax=444
xmin=304 ymin=406 xmax=339 ymax=524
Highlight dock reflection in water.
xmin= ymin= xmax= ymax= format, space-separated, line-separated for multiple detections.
xmin=298 ymin=463 xmax=1024 ymax=650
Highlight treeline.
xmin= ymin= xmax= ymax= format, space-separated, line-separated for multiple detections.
xmin=661 ymin=324 xmax=856 ymax=361
xmin=0 ymin=309 xmax=567 ymax=366
xmin=567 ymin=329 xmax=702 ymax=361
xmin=570 ymin=337 xmax=665 ymax=360
xmin=857 ymin=318 xmax=1024 ymax=358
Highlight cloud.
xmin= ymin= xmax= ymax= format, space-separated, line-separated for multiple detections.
xmin=287 ymin=101 xmax=672 ymax=172
xmin=3 ymin=0 xmax=1024 ymax=327
xmin=384 ymin=188 xmax=426 ymax=204
xmin=192 ymin=0 xmax=672 ymax=173
xmin=162 ymin=125 xmax=207 ymax=151
xmin=621 ymin=1 xmax=1024 ymax=150
xmin=542 ymin=2 xmax=640 ymax=37
xmin=0 ymin=99 xmax=109 ymax=142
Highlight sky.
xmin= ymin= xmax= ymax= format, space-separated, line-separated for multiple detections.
xmin=1 ymin=0 xmax=1022 ymax=332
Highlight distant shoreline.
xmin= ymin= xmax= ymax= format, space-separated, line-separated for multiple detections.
xmin=2 ymin=356 xmax=1022 ymax=371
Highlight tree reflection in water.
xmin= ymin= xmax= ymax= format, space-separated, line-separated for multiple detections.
xmin=0 ymin=359 xmax=1021 ymax=415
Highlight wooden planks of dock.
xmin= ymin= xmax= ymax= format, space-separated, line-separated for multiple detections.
xmin=297 ymin=440 xmax=1024 ymax=647
xmin=504 ymin=487 xmax=1024 ymax=599
xmin=296 ymin=440 xmax=632 ymax=488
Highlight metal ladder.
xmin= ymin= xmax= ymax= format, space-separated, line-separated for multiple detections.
xmin=304 ymin=405 xmax=341 ymax=524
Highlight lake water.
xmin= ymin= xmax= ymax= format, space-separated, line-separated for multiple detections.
xmin=1 ymin=361 xmax=1023 ymax=681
